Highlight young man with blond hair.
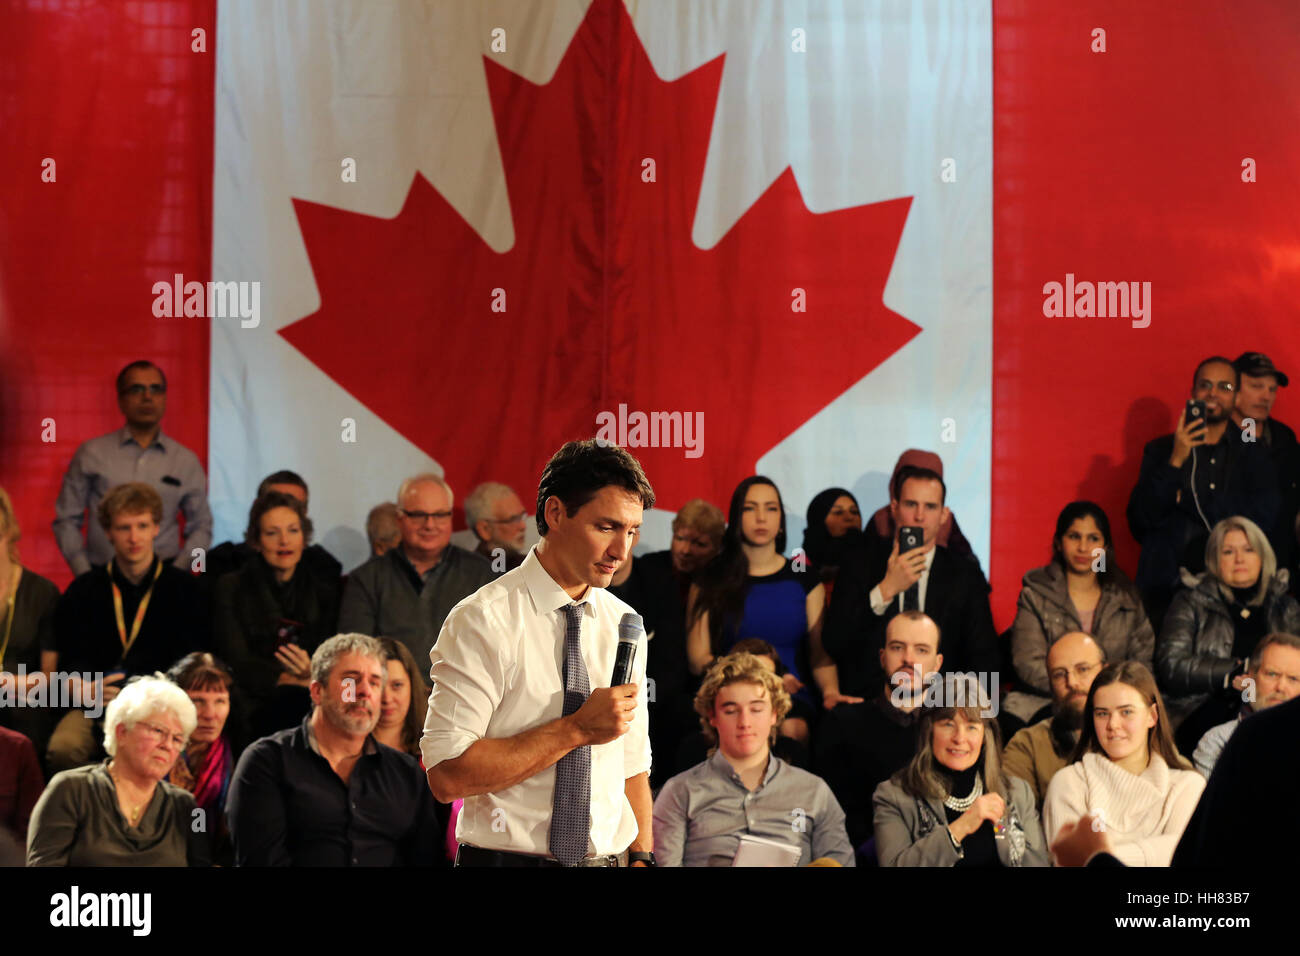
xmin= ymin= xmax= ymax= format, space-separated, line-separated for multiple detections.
xmin=652 ymin=651 xmax=854 ymax=866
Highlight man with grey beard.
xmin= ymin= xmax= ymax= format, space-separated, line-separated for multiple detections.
xmin=1002 ymin=632 xmax=1105 ymax=809
xmin=226 ymin=634 xmax=442 ymax=866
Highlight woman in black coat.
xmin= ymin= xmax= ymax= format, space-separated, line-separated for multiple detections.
xmin=212 ymin=492 xmax=340 ymax=738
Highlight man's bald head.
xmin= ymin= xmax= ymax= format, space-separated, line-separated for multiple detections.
xmin=1047 ymin=631 xmax=1105 ymax=711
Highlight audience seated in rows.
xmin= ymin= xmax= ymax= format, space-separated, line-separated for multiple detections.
xmin=338 ymin=474 xmax=494 ymax=669
xmin=464 ymin=481 xmax=527 ymax=571
xmin=652 ymin=651 xmax=853 ymax=866
xmin=48 ymin=483 xmax=204 ymax=773
xmin=611 ymin=498 xmax=723 ymax=787
xmin=0 ymin=486 xmax=60 ymax=752
xmin=28 ymin=675 xmax=210 ymax=866
xmin=225 ymin=634 xmax=441 ymax=866
xmin=213 ymin=490 xmax=340 ymax=739
xmin=1002 ymin=632 xmax=1105 ymax=809
xmin=815 ymin=611 xmax=938 ymax=849
xmin=873 ymin=673 xmax=1048 ymax=867
xmin=825 ymin=464 xmax=998 ymax=699
xmin=1043 ymin=662 xmax=1203 ymax=867
xmin=53 ymin=360 xmax=211 ymax=576
xmin=1156 ymin=515 xmax=1300 ymax=754
xmin=1192 ymin=631 xmax=1300 ymax=776
xmin=1005 ymin=501 xmax=1152 ymax=726
xmin=205 ymin=471 xmax=342 ymax=585
xmin=1127 ymin=355 xmax=1280 ymax=630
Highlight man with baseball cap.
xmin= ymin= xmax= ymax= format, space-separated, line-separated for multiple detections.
xmin=1232 ymin=351 xmax=1300 ymax=577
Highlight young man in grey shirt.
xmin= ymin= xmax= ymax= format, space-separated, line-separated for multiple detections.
xmin=653 ymin=651 xmax=854 ymax=866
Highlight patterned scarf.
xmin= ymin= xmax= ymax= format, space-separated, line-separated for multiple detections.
xmin=169 ymin=734 xmax=233 ymax=815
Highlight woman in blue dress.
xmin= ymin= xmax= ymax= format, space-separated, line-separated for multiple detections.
xmin=687 ymin=476 xmax=863 ymax=744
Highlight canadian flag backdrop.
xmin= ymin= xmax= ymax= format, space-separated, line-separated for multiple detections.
xmin=2 ymin=0 xmax=1298 ymax=634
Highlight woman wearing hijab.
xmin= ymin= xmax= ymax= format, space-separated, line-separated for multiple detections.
xmin=801 ymin=488 xmax=863 ymax=603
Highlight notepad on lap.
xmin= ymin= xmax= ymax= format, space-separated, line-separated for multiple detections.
xmin=731 ymin=834 xmax=802 ymax=867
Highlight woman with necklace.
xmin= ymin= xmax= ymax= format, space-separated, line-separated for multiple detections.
xmin=27 ymin=675 xmax=211 ymax=866
xmin=1043 ymin=661 xmax=1204 ymax=866
xmin=873 ymin=673 xmax=1047 ymax=867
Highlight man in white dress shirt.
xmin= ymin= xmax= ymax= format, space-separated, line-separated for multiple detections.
xmin=422 ymin=440 xmax=657 ymax=867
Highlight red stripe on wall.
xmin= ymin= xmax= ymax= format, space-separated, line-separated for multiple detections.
xmin=0 ymin=0 xmax=216 ymax=588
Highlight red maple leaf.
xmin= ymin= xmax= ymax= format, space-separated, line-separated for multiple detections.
xmin=281 ymin=0 xmax=918 ymax=520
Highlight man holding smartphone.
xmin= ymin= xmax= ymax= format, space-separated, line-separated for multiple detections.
xmin=1127 ymin=355 xmax=1280 ymax=630
xmin=823 ymin=465 xmax=997 ymax=697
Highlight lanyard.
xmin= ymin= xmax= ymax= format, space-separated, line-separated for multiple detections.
xmin=108 ymin=558 xmax=163 ymax=658
xmin=0 ymin=565 xmax=20 ymax=666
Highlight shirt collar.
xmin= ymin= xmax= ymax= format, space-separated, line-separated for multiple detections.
xmin=117 ymin=425 xmax=166 ymax=450
xmin=302 ymin=713 xmax=378 ymax=758
xmin=708 ymin=747 xmax=781 ymax=790
xmin=520 ymin=545 xmax=596 ymax=619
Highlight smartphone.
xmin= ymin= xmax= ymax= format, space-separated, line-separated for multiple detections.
xmin=899 ymin=525 xmax=924 ymax=554
xmin=275 ymin=618 xmax=304 ymax=648
xmin=1185 ymin=399 xmax=1207 ymax=430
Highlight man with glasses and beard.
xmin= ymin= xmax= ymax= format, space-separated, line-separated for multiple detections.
xmin=225 ymin=634 xmax=441 ymax=866
xmin=1003 ymin=632 xmax=1104 ymax=809
xmin=339 ymin=474 xmax=494 ymax=668
xmin=815 ymin=611 xmax=943 ymax=850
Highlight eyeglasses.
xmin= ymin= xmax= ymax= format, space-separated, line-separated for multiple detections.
xmin=1050 ymin=663 xmax=1102 ymax=683
xmin=136 ymin=721 xmax=187 ymax=750
xmin=120 ymin=383 xmax=167 ymax=397
xmin=1195 ymin=379 xmax=1235 ymax=393
xmin=488 ymin=512 xmax=528 ymax=525
xmin=400 ymin=509 xmax=453 ymax=525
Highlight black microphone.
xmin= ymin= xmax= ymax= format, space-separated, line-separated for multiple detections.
xmin=612 ymin=613 xmax=644 ymax=686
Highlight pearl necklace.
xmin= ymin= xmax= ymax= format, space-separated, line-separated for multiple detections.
xmin=943 ymin=773 xmax=983 ymax=811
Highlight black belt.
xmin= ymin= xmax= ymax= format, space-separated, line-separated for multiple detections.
xmin=455 ymin=844 xmax=620 ymax=868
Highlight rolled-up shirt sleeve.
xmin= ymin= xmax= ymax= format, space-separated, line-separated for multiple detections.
xmin=420 ymin=602 xmax=506 ymax=769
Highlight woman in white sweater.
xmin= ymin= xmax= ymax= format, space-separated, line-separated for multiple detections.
xmin=1043 ymin=661 xmax=1204 ymax=866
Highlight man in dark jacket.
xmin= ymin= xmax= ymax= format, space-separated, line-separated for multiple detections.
xmin=1231 ymin=351 xmax=1300 ymax=584
xmin=49 ymin=483 xmax=205 ymax=772
xmin=338 ymin=474 xmax=494 ymax=667
xmin=823 ymin=466 xmax=998 ymax=697
xmin=1126 ymin=356 xmax=1280 ymax=630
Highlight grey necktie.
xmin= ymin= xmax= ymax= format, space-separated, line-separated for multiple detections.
xmin=549 ymin=603 xmax=591 ymax=865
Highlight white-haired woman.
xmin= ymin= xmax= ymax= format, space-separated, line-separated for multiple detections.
xmin=26 ymin=675 xmax=210 ymax=866
xmin=1157 ymin=515 xmax=1300 ymax=754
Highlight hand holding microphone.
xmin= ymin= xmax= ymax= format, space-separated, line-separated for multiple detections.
xmin=571 ymin=613 xmax=645 ymax=746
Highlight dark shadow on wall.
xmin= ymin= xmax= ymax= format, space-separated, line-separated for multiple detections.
xmin=1075 ymin=395 xmax=1173 ymax=575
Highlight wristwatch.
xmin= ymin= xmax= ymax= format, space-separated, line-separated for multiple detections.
xmin=628 ymin=851 xmax=657 ymax=867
